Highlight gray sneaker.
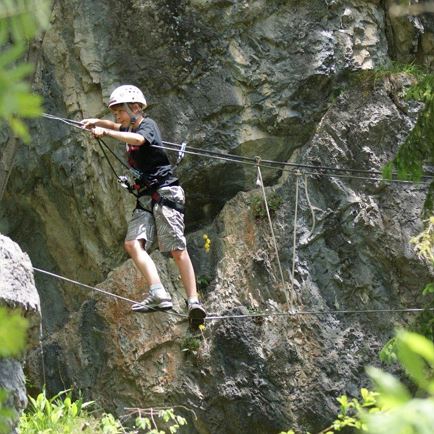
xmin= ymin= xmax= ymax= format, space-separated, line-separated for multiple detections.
xmin=188 ymin=301 xmax=207 ymax=328
xmin=132 ymin=292 xmax=173 ymax=313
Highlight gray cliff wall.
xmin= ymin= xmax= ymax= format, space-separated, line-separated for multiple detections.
xmin=1 ymin=0 xmax=434 ymax=433
xmin=0 ymin=234 xmax=41 ymax=432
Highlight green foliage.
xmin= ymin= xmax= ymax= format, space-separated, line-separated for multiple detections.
xmin=0 ymin=0 xmax=50 ymax=42
xmin=0 ymin=307 xmax=28 ymax=434
xmin=127 ymin=408 xmax=188 ymax=434
xmin=181 ymin=336 xmax=201 ymax=353
xmin=379 ymin=337 xmax=398 ymax=364
xmin=351 ymin=62 xmax=434 ymax=197
xmin=250 ymin=192 xmax=283 ymax=219
xmin=422 ymin=283 xmax=434 ymax=295
xmin=394 ymin=331 xmax=434 ymax=394
xmin=283 ymin=331 xmax=434 ymax=434
xmin=410 ymin=216 xmax=434 ymax=265
xmin=0 ymin=45 xmax=43 ymax=142
xmin=0 ymin=0 xmax=50 ymax=142
xmin=280 ymin=388 xmax=381 ymax=434
xmin=0 ymin=306 xmax=28 ymax=358
xmin=18 ymin=389 xmax=97 ymax=433
xmin=148 ymin=409 xmax=187 ymax=434
xmin=197 ymin=274 xmax=211 ymax=292
xmin=0 ymin=389 xmax=14 ymax=434
xmin=365 ymin=398 xmax=434 ymax=434
xmin=328 ymin=389 xmax=380 ymax=432
xmin=99 ymin=413 xmax=123 ymax=433
xmin=381 ymin=65 xmax=434 ymax=185
xmin=386 ymin=216 xmax=434 ymax=344
xmin=18 ymin=390 xmax=188 ymax=434
xmin=363 ymin=331 xmax=434 ymax=434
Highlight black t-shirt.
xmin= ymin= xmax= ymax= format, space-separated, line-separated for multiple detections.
xmin=121 ymin=117 xmax=178 ymax=188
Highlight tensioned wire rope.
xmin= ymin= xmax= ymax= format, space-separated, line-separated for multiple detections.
xmin=42 ymin=112 xmax=432 ymax=310
xmin=41 ymin=113 xmax=434 ymax=185
xmin=32 ymin=266 xmax=434 ymax=320
xmin=33 ymin=267 xmax=188 ymax=318
xmin=39 ymin=113 xmax=434 ymax=319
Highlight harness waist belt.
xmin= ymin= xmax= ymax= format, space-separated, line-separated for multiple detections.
xmin=151 ymin=191 xmax=185 ymax=214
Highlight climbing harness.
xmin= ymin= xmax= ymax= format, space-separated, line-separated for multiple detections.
xmin=94 ymin=135 xmax=185 ymax=214
xmin=150 ymin=191 xmax=185 ymax=214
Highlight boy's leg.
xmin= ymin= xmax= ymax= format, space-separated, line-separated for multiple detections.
xmin=125 ymin=239 xmax=173 ymax=312
xmin=124 ymin=206 xmax=172 ymax=313
xmin=171 ymin=249 xmax=206 ymax=324
xmin=170 ymin=249 xmax=197 ymax=299
xmin=153 ymin=186 xmax=206 ymax=323
xmin=124 ymin=239 xmax=160 ymax=286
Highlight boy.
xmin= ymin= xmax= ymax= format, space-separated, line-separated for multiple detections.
xmin=82 ymin=85 xmax=206 ymax=326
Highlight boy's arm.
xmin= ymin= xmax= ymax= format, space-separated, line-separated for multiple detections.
xmin=91 ymin=127 xmax=145 ymax=146
xmin=82 ymin=118 xmax=121 ymax=130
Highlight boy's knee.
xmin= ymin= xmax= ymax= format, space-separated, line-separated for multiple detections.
xmin=124 ymin=240 xmax=132 ymax=253
xmin=171 ymin=249 xmax=186 ymax=260
xmin=124 ymin=239 xmax=139 ymax=255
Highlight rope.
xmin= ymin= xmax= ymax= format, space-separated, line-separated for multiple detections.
xmin=154 ymin=137 xmax=433 ymax=180
xmin=96 ymin=138 xmax=124 ymax=180
xmin=289 ymin=174 xmax=299 ymax=300
xmin=97 ymin=137 xmax=130 ymax=171
xmin=205 ymin=306 xmax=434 ymax=320
xmin=39 ymin=322 xmax=46 ymax=386
xmin=32 ymin=266 xmax=434 ymax=321
xmin=41 ymin=113 xmax=434 ymax=185
xmin=256 ymin=160 xmax=293 ymax=312
xmin=304 ymin=175 xmax=317 ymax=238
xmin=157 ymin=145 xmax=431 ymax=185
xmin=32 ymin=267 xmax=187 ymax=318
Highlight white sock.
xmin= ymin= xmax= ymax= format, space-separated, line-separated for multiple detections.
xmin=188 ymin=297 xmax=199 ymax=305
xmin=150 ymin=283 xmax=167 ymax=297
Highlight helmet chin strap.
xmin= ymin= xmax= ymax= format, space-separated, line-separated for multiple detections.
xmin=123 ymin=103 xmax=138 ymax=125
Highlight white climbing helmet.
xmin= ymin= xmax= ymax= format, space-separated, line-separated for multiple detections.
xmin=108 ymin=85 xmax=147 ymax=108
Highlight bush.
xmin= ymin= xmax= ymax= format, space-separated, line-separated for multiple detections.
xmin=18 ymin=390 xmax=101 ymax=434
xmin=18 ymin=390 xmax=188 ymax=434
xmin=250 ymin=192 xmax=283 ymax=219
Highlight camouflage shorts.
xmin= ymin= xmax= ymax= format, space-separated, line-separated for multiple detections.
xmin=125 ymin=185 xmax=187 ymax=253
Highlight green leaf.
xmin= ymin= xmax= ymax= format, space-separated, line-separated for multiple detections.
xmin=337 ymin=394 xmax=348 ymax=412
xmin=0 ymin=43 xmax=26 ymax=69
xmin=366 ymin=366 xmax=411 ymax=408
xmin=395 ymin=331 xmax=434 ymax=393
xmin=379 ymin=337 xmax=398 ymax=364
xmin=364 ymin=398 xmax=434 ymax=434
xmin=6 ymin=62 xmax=34 ymax=82
xmin=8 ymin=117 xmax=30 ymax=142
xmin=398 ymin=331 xmax=434 ymax=364
xmin=422 ymin=283 xmax=434 ymax=295
xmin=0 ymin=307 xmax=28 ymax=357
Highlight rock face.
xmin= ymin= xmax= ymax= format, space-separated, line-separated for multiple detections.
xmin=25 ymin=73 xmax=434 ymax=433
xmin=0 ymin=234 xmax=41 ymax=432
xmin=1 ymin=0 xmax=434 ymax=433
